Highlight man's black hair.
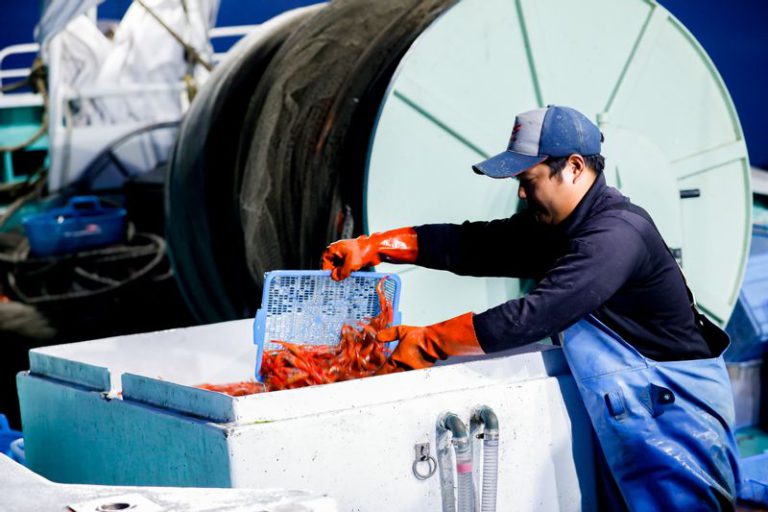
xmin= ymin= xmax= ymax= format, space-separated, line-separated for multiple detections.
xmin=544 ymin=154 xmax=605 ymax=177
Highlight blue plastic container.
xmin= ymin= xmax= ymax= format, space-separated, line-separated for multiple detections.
xmin=725 ymin=229 xmax=768 ymax=362
xmin=22 ymin=196 xmax=127 ymax=257
xmin=253 ymin=270 xmax=401 ymax=378
xmin=0 ymin=414 xmax=22 ymax=457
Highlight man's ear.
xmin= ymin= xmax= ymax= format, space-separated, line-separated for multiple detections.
xmin=568 ymin=154 xmax=588 ymax=184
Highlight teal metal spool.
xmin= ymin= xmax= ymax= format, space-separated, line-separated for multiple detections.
xmin=366 ymin=0 xmax=751 ymax=327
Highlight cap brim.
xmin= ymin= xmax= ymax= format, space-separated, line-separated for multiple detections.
xmin=472 ymin=151 xmax=546 ymax=179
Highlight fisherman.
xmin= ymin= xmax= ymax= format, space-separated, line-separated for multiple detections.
xmin=322 ymin=105 xmax=741 ymax=511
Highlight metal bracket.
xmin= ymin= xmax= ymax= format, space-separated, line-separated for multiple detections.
xmin=412 ymin=442 xmax=437 ymax=480
xmin=670 ymin=247 xmax=683 ymax=267
xmin=679 ymin=188 xmax=701 ymax=199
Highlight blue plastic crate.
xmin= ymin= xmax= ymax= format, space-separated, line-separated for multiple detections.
xmin=725 ymin=230 xmax=768 ymax=362
xmin=22 ymin=196 xmax=126 ymax=257
xmin=253 ymin=270 xmax=401 ymax=378
xmin=739 ymin=452 xmax=768 ymax=506
xmin=0 ymin=414 xmax=21 ymax=456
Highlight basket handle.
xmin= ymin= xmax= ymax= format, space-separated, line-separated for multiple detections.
xmin=66 ymin=196 xmax=102 ymax=214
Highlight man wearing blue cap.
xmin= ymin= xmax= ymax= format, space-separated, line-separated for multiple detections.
xmin=323 ymin=105 xmax=741 ymax=510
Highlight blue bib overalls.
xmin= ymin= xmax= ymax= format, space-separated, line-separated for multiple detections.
xmin=558 ymin=203 xmax=744 ymax=510
xmin=563 ymin=313 xmax=740 ymax=510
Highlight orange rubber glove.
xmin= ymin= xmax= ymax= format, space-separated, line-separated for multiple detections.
xmin=322 ymin=227 xmax=418 ymax=281
xmin=375 ymin=312 xmax=484 ymax=375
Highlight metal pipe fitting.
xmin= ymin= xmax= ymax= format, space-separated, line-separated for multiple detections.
xmin=471 ymin=405 xmax=499 ymax=440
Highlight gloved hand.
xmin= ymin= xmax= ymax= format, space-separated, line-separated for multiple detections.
xmin=322 ymin=227 xmax=418 ymax=281
xmin=375 ymin=312 xmax=484 ymax=375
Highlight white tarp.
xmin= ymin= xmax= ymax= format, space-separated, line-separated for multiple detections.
xmin=92 ymin=0 xmax=218 ymax=124
xmin=50 ymin=0 xmax=219 ymax=126
xmin=52 ymin=15 xmax=113 ymax=125
xmin=35 ymin=0 xmax=104 ymax=44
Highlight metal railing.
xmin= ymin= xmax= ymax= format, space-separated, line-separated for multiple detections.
xmin=209 ymin=24 xmax=259 ymax=63
xmin=0 ymin=43 xmax=40 ymax=93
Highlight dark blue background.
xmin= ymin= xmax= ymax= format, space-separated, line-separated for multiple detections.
xmin=0 ymin=0 xmax=766 ymax=167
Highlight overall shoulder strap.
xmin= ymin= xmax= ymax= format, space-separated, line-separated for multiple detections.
xmin=602 ymin=203 xmax=728 ymax=353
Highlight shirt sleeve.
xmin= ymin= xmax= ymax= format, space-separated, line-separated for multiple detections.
xmin=472 ymin=222 xmax=649 ymax=353
xmin=413 ymin=211 xmax=556 ymax=279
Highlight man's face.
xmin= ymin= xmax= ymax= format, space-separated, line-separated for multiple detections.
xmin=516 ymin=162 xmax=571 ymax=225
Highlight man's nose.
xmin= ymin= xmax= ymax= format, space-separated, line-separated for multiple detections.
xmin=518 ymin=183 xmax=526 ymax=200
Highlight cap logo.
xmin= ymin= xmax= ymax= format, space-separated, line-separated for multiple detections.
xmin=509 ymin=122 xmax=522 ymax=144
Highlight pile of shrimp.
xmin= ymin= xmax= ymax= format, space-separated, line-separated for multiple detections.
xmin=197 ymin=278 xmax=393 ymax=395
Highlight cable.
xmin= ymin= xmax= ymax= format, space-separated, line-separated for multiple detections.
xmin=6 ymin=231 xmax=167 ymax=304
xmin=0 ymin=77 xmax=30 ymax=94
xmin=0 ymin=169 xmax=47 ymax=229
xmin=0 ymin=56 xmax=44 ymax=93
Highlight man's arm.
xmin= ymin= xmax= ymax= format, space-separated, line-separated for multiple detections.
xmin=414 ymin=211 xmax=556 ymax=278
xmin=322 ymin=211 xmax=551 ymax=280
xmin=472 ymin=224 xmax=648 ymax=352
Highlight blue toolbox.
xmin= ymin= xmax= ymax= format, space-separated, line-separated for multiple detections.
xmin=22 ymin=196 xmax=127 ymax=257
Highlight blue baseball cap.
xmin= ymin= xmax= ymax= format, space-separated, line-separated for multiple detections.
xmin=473 ymin=105 xmax=603 ymax=178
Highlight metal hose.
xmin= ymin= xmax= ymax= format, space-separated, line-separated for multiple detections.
xmin=438 ymin=412 xmax=475 ymax=512
xmin=455 ymin=436 xmax=474 ymax=512
xmin=436 ymin=426 xmax=457 ymax=512
xmin=471 ymin=406 xmax=499 ymax=512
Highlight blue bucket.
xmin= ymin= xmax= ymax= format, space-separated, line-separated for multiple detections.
xmin=22 ymin=196 xmax=126 ymax=257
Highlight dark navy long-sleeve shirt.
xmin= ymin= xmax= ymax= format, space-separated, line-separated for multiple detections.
xmin=413 ymin=174 xmax=712 ymax=361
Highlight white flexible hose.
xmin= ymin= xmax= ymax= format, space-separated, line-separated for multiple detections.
xmin=481 ymin=438 xmax=499 ymax=512
xmin=438 ymin=412 xmax=475 ymax=512
xmin=471 ymin=405 xmax=499 ymax=512
xmin=455 ymin=440 xmax=475 ymax=512
xmin=437 ymin=429 xmax=457 ymax=512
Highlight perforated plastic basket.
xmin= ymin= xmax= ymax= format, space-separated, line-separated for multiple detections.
xmin=253 ymin=270 xmax=402 ymax=378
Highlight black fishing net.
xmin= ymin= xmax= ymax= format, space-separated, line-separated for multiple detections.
xmin=166 ymin=9 xmax=320 ymax=322
xmin=238 ymin=0 xmax=456 ymax=304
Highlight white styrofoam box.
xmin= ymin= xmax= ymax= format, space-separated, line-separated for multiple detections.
xmin=19 ymin=319 xmax=597 ymax=511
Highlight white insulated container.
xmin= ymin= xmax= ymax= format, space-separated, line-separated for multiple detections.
xmin=18 ymin=319 xmax=598 ymax=511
